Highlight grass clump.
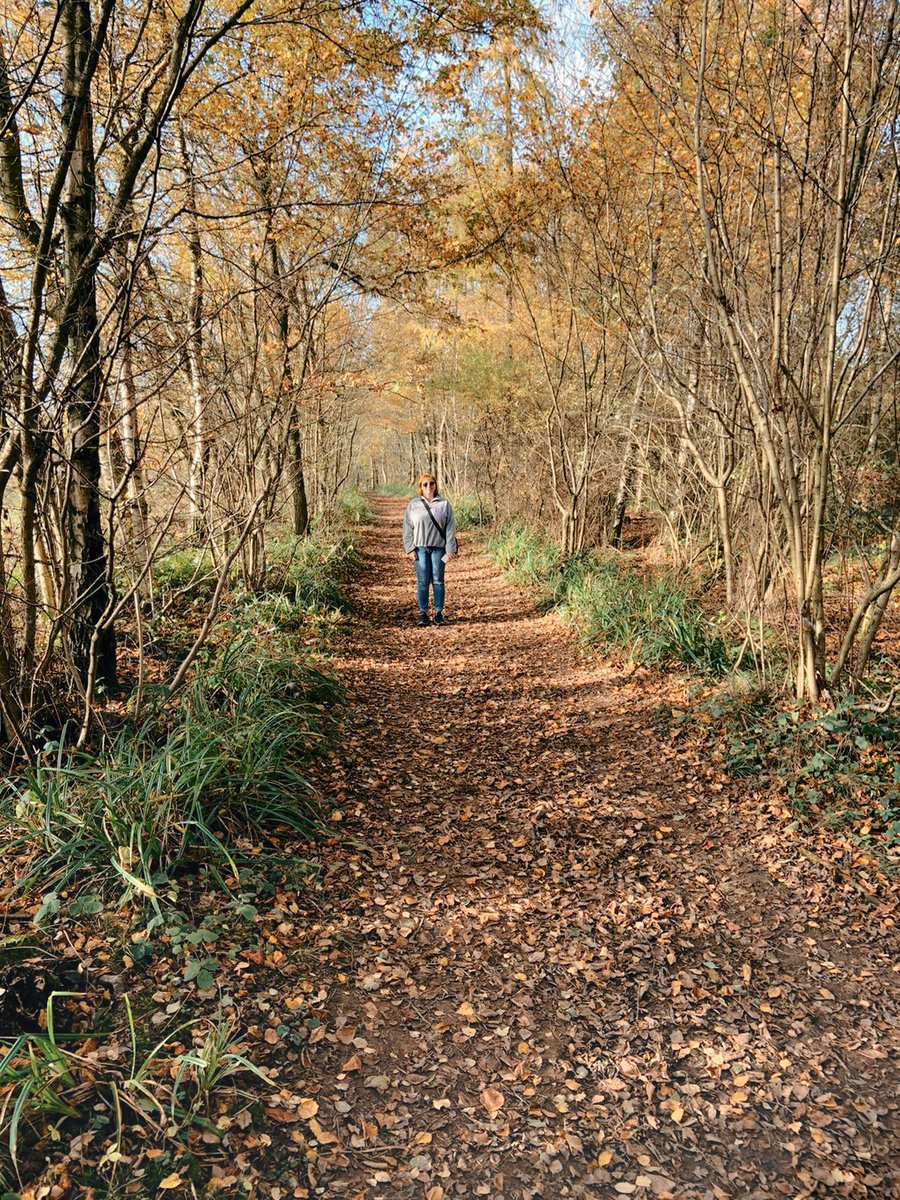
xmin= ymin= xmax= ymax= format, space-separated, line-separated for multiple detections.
xmin=154 ymin=526 xmax=361 ymax=611
xmin=153 ymin=547 xmax=216 ymax=596
xmin=449 ymin=493 xmax=493 ymax=531
xmin=561 ymin=560 xmax=733 ymax=673
xmin=485 ymin=525 xmax=563 ymax=597
xmin=486 ymin=525 xmax=731 ymax=674
xmin=2 ymin=523 xmax=356 ymax=914
xmin=3 ymin=633 xmax=339 ymax=906
xmin=339 ymin=487 xmax=375 ymax=525
xmin=262 ymin=534 xmax=359 ymax=611
xmin=0 ymin=996 xmax=274 ymax=1185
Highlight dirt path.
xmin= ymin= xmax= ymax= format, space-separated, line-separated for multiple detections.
xmin=257 ymin=499 xmax=899 ymax=1200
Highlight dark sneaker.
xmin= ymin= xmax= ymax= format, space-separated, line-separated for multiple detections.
xmin=433 ymin=612 xmax=445 ymax=625
xmin=417 ymin=612 xmax=430 ymax=627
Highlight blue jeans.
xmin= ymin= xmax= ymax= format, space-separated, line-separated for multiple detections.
xmin=414 ymin=547 xmax=445 ymax=613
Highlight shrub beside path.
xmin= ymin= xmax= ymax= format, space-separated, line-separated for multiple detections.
xmin=258 ymin=498 xmax=898 ymax=1200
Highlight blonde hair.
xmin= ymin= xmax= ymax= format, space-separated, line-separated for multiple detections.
xmin=417 ymin=474 xmax=438 ymax=497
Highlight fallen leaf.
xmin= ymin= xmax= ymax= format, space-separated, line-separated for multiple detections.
xmin=308 ymin=1117 xmax=339 ymax=1145
xmin=158 ymin=1175 xmax=183 ymax=1191
xmin=266 ymin=1107 xmax=302 ymax=1124
xmin=648 ymin=1178 xmax=677 ymax=1196
xmin=480 ymin=1087 xmax=505 ymax=1117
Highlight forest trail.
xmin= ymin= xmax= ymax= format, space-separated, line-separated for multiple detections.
xmin=263 ymin=499 xmax=899 ymax=1200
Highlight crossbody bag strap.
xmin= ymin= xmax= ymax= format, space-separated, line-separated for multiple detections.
xmin=421 ymin=497 xmax=447 ymax=543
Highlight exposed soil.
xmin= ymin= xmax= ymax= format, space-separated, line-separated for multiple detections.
xmin=245 ymin=498 xmax=900 ymax=1200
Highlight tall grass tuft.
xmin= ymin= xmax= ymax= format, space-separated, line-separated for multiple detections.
xmin=560 ymin=560 xmax=733 ymax=673
xmin=153 ymin=546 xmax=216 ymax=596
xmin=261 ymin=534 xmax=359 ymax=611
xmin=3 ymin=634 xmax=340 ymax=904
xmin=486 ymin=525 xmax=732 ymax=673
xmin=449 ymin=493 xmax=493 ymax=531
xmin=2 ymin=520 xmax=356 ymax=910
xmin=484 ymin=525 xmax=563 ymax=598
xmin=338 ymin=487 xmax=375 ymax=525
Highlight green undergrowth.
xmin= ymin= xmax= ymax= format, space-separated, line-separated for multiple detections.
xmin=1 ymin=527 xmax=356 ymax=923
xmin=339 ymin=486 xmax=375 ymax=525
xmin=0 ymin=990 xmax=278 ymax=1191
xmin=152 ymin=545 xmax=217 ymax=596
xmin=449 ymin=492 xmax=493 ymax=531
xmin=256 ymin=530 xmax=360 ymax=613
xmin=153 ymin=497 xmax=366 ymax=606
xmin=6 ymin=634 xmax=339 ymax=910
xmin=485 ymin=524 xmax=732 ymax=673
xmin=0 ymin=521 xmax=361 ymax=1190
xmin=675 ymin=687 xmax=900 ymax=877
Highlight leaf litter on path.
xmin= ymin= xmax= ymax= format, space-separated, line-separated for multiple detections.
xmin=249 ymin=498 xmax=899 ymax=1200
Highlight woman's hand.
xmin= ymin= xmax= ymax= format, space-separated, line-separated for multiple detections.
xmin=407 ymin=551 xmax=416 ymax=560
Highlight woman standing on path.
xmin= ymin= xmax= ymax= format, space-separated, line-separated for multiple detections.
xmin=402 ymin=476 xmax=458 ymax=626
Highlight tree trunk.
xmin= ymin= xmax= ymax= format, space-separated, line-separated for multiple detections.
xmin=612 ymin=370 xmax=645 ymax=547
xmin=180 ymin=122 xmax=208 ymax=540
xmin=714 ymin=483 xmax=735 ymax=608
xmin=291 ymin=424 xmax=310 ymax=536
xmin=267 ymin=232 xmax=309 ymax=538
xmin=117 ymin=337 xmax=152 ymax=595
xmin=867 ymin=285 xmax=894 ymax=456
xmin=852 ymin=530 xmax=900 ymax=683
xmin=60 ymin=0 xmax=115 ymax=687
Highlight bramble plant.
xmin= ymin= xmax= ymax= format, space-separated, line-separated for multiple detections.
xmin=697 ymin=691 xmax=900 ymax=872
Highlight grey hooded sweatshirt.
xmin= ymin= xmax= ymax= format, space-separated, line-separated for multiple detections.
xmin=402 ymin=495 xmax=458 ymax=554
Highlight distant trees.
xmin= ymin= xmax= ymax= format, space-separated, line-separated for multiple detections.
xmin=1 ymin=0 xmax=894 ymax=732
xmin=1 ymin=0 xmax=255 ymax=740
xmin=0 ymin=0 xmax=542 ymax=746
xmin=374 ymin=0 xmax=900 ymax=700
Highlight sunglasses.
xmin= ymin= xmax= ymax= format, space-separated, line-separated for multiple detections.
xmin=422 ymin=481 xmax=436 ymax=488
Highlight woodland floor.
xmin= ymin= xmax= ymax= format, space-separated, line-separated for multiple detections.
xmin=234 ymin=497 xmax=900 ymax=1200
